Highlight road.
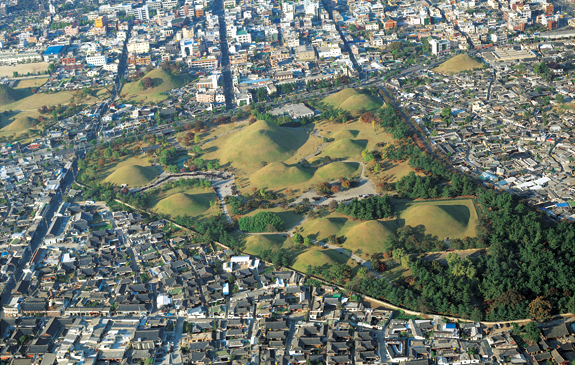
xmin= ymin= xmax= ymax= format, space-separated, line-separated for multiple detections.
xmin=214 ymin=0 xmax=234 ymax=109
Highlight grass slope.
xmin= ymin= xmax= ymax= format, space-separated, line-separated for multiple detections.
xmin=300 ymin=212 xmax=397 ymax=258
xmin=240 ymin=207 xmax=304 ymax=231
xmin=104 ymin=164 xmax=159 ymax=187
xmin=0 ymin=84 xmax=28 ymax=105
xmin=323 ymin=88 xmax=383 ymax=112
xmin=250 ymin=161 xmax=360 ymax=189
xmin=250 ymin=162 xmax=313 ymax=187
xmin=1 ymin=116 xmax=38 ymax=132
xmin=243 ymin=234 xmax=294 ymax=256
xmin=314 ymin=162 xmax=360 ymax=180
xmin=321 ymin=138 xmax=367 ymax=159
xmin=216 ymin=120 xmax=309 ymax=171
xmin=432 ymin=54 xmax=486 ymax=75
xmin=397 ymin=199 xmax=478 ymax=239
xmin=120 ymin=69 xmax=191 ymax=103
xmin=340 ymin=220 xmax=397 ymax=257
xmin=153 ymin=191 xmax=216 ymax=218
xmin=292 ymin=247 xmax=353 ymax=272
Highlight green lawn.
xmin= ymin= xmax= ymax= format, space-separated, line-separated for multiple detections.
xmin=395 ymin=199 xmax=478 ymax=239
xmin=149 ymin=186 xmax=219 ymax=219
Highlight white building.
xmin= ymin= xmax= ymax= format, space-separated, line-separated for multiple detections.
xmin=429 ymin=38 xmax=450 ymax=55
xmin=127 ymin=41 xmax=150 ymax=54
xmin=86 ymin=54 xmax=107 ymax=67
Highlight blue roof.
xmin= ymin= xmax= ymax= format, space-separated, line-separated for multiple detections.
xmin=44 ymin=45 xmax=65 ymax=55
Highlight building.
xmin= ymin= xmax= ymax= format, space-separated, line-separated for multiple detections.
xmin=429 ymin=38 xmax=450 ymax=55
xmin=186 ymin=57 xmax=219 ymax=69
xmin=86 ymin=54 xmax=107 ymax=67
xmin=383 ymin=16 xmax=397 ymax=30
xmin=296 ymin=45 xmax=316 ymax=61
xmin=130 ymin=5 xmax=150 ymax=21
xmin=127 ymin=41 xmax=150 ymax=54
xmin=94 ymin=16 xmax=108 ymax=28
xmin=43 ymin=45 xmax=66 ymax=61
xmin=0 ymin=51 xmax=42 ymax=64
xmin=235 ymin=29 xmax=252 ymax=43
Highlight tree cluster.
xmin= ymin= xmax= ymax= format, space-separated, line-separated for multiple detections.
xmin=238 ymin=211 xmax=284 ymax=233
xmin=336 ymin=196 xmax=394 ymax=220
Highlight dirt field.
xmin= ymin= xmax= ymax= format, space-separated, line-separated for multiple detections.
xmin=0 ymin=63 xmax=49 ymax=78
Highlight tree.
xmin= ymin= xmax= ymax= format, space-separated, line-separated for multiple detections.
xmin=555 ymin=94 xmax=564 ymax=103
xmin=12 ymin=71 xmax=18 ymax=77
xmin=315 ymin=182 xmax=331 ymax=196
xmin=441 ymin=106 xmax=452 ymax=120
xmin=470 ymin=308 xmax=483 ymax=322
xmin=529 ymin=296 xmax=552 ymax=322
xmin=524 ymin=322 xmax=541 ymax=343
xmin=330 ymin=263 xmax=352 ymax=281
xmin=303 ymin=236 xmax=312 ymax=247
xmin=358 ymin=267 xmax=369 ymax=277
xmin=238 ymin=211 xmax=284 ymax=232
xmin=141 ymin=77 xmax=154 ymax=90
xmin=292 ymin=233 xmax=303 ymax=245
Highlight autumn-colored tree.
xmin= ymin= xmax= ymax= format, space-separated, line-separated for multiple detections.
xmin=141 ymin=77 xmax=154 ymax=90
xmin=330 ymin=185 xmax=340 ymax=193
xmin=249 ymin=115 xmax=257 ymax=124
xmin=341 ymin=180 xmax=351 ymax=189
xmin=529 ymin=296 xmax=552 ymax=321
xmin=231 ymin=116 xmax=238 ymax=123
xmin=98 ymin=158 xmax=105 ymax=166
xmin=360 ymin=111 xmax=375 ymax=124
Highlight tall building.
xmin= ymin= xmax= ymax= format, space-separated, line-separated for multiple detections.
xmin=429 ymin=38 xmax=450 ymax=55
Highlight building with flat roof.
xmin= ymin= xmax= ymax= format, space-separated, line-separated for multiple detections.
xmin=491 ymin=48 xmax=538 ymax=62
xmin=43 ymin=45 xmax=65 ymax=61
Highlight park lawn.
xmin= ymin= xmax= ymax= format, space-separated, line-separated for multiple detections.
xmin=239 ymin=207 xmax=304 ymax=232
xmin=149 ymin=185 xmax=219 ymax=220
xmin=394 ymin=198 xmax=479 ymax=239
xmin=14 ymin=77 xmax=49 ymax=89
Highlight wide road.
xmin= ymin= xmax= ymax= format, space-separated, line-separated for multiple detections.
xmin=214 ymin=0 xmax=234 ymax=109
